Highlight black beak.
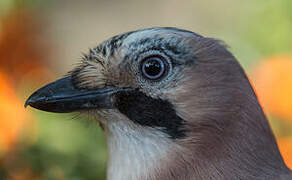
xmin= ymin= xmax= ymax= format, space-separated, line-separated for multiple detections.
xmin=25 ymin=76 xmax=128 ymax=113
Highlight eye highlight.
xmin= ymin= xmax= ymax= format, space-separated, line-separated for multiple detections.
xmin=141 ymin=56 xmax=167 ymax=80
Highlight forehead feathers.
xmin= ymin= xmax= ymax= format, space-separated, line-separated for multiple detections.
xmin=91 ymin=27 xmax=202 ymax=64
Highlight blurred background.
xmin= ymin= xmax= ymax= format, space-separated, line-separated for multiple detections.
xmin=0 ymin=0 xmax=291 ymax=179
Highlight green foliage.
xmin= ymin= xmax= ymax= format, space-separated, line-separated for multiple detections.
xmin=7 ymin=112 xmax=107 ymax=180
xmin=245 ymin=0 xmax=292 ymax=56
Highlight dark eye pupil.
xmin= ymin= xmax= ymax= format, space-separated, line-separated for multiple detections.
xmin=142 ymin=57 xmax=165 ymax=80
xmin=145 ymin=60 xmax=161 ymax=75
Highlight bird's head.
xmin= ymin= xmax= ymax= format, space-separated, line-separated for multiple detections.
xmin=25 ymin=27 xmax=288 ymax=180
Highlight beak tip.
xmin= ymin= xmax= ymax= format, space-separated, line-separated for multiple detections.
xmin=24 ymin=95 xmax=36 ymax=109
xmin=24 ymin=99 xmax=31 ymax=108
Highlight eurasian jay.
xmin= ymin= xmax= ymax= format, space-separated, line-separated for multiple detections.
xmin=26 ymin=27 xmax=292 ymax=180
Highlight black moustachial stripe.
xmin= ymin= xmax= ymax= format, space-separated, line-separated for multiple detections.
xmin=114 ymin=90 xmax=186 ymax=139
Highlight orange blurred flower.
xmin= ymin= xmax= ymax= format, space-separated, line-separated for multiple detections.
xmin=251 ymin=56 xmax=292 ymax=122
xmin=0 ymin=71 xmax=36 ymax=154
xmin=277 ymin=137 xmax=292 ymax=169
xmin=0 ymin=8 xmax=52 ymax=84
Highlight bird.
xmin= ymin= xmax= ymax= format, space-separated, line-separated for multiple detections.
xmin=25 ymin=27 xmax=292 ymax=180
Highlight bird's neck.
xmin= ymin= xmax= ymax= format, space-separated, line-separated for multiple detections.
xmin=104 ymin=116 xmax=290 ymax=180
xmin=102 ymin=104 xmax=290 ymax=180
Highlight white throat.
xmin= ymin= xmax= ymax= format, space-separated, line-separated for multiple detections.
xmin=104 ymin=119 xmax=178 ymax=180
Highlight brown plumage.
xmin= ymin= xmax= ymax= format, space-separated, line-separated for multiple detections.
xmin=26 ymin=27 xmax=291 ymax=180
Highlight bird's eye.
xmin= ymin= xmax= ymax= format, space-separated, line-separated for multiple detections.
xmin=141 ymin=56 xmax=167 ymax=80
